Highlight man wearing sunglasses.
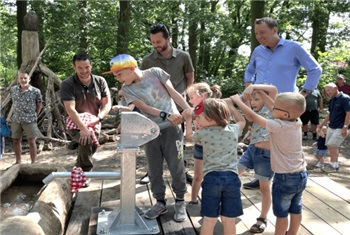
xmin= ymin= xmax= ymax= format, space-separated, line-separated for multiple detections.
xmin=140 ymin=23 xmax=195 ymax=185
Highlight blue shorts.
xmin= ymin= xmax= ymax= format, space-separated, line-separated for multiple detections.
xmin=238 ymin=144 xmax=274 ymax=180
xmin=314 ymin=149 xmax=327 ymax=157
xmin=272 ymin=171 xmax=308 ymax=218
xmin=201 ymin=171 xmax=243 ymax=218
xmin=193 ymin=144 xmax=203 ymax=160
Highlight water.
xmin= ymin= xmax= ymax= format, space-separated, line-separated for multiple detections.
xmin=0 ymin=182 xmax=43 ymax=220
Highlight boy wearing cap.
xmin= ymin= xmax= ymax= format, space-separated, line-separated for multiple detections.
xmin=104 ymin=54 xmax=191 ymax=222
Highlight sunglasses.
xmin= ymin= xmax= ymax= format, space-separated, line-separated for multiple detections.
xmin=150 ymin=24 xmax=169 ymax=34
xmin=272 ymin=106 xmax=290 ymax=118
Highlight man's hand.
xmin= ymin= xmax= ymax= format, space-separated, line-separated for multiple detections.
xmin=79 ymin=128 xmax=92 ymax=145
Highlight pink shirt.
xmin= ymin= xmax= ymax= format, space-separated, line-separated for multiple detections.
xmin=266 ymin=119 xmax=307 ymax=173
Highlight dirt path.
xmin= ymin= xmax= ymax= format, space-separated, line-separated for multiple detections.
xmin=1 ymin=137 xmax=349 ymax=189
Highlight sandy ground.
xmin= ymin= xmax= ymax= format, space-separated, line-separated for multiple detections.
xmin=0 ymin=136 xmax=349 ymax=190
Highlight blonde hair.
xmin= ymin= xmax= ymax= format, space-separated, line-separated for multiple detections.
xmin=276 ymin=92 xmax=306 ymax=118
xmin=202 ymin=98 xmax=230 ymax=127
xmin=187 ymin=82 xmax=222 ymax=99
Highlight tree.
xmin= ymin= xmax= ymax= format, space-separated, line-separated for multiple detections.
xmin=16 ymin=0 xmax=27 ymax=68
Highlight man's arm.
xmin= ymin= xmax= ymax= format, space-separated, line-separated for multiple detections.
xmin=98 ymin=96 xmax=112 ymax=120
xmin=297 ymin=45 xmax=322 ymax=91
xmin=36 ymin=102 xmax=42 ymax=116
xmin=342 ymin=111 xmax=350 ymax=137
xmin=185 ymin=71 xmax=194 ymax=89
xmin=63 ymin=100 xmax=92 ymax=145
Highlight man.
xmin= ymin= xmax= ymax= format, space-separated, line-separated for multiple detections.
xmin=60 ymin=52 xmax=111 ymax=187
xmin=318 ymin=83 xmax=350 ymax=173
xmin=243 ymin=17 xmax=322 ymax=190
xmin=301 ymin=89 xmax=323 ymax=141
xmin=335 ymin=74 xmax=350 ymax=95
xmin=10 ymin=71 xmax=42 ymax=164
xmin=140 ymin=23 xmax=195 ymax=184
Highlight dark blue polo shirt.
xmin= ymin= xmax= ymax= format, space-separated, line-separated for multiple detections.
xmin=328 ymin=92 xmax=350 ymax=129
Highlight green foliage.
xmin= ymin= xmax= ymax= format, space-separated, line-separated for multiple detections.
xmin=0 ymin=0 xmax=349 ymax=98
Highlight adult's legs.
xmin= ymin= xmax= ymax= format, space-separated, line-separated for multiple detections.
xmin=13 ymin=138 xmax=22 ymax=164
xmin=27 ymin=137 xmax=37 ymax=163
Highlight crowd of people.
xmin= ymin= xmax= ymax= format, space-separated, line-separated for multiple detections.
xmin=7 ymin=17 xmax=350 ymax=235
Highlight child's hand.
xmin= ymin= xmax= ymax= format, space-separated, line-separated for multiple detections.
xmin=242 ymin=85 xmax=255 ymax=101
xmin=167 ymin=113 xmax=183 ymax=125
xmin=182 ymin=108 xmax=193 ymax=121
xmin=230 ymin=94 xmax=242 ymax=103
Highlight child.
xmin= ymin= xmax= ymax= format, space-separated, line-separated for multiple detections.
xmin=186 ymin=82 xmax=222 ymax=205
xmin=231 ymin=84 xmax=307 ymax=235
xmin=314 ymin=126 xmax=328 ymax=168
xmin=235 ymin=84 xmax=277 ymax=233
xmin=103 ymin=54 xmax=191 ymax=222
xmin=183 ymin=98 xmax=246 ymax=235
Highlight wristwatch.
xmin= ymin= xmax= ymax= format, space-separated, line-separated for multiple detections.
xmin=159 ymin=111 xmax=168 ymax=121
xmin=344 ymin=125 xmax=348 ymax=129
xmin=98 ymin=116 xmax=104 ymax=122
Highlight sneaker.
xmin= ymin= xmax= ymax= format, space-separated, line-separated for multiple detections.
xmin=140 ymin=173 xmax=150 ymax=185
xmin=243 ymin=179 xmax=260 ymax=189
xmin=186 ymin=172 xmax=193 ymax=184
xmin=315 ymin=162 xmax=324 ymax=168
xmin=321 ymin=164 xmax=339 ymax=173
xmin=144 ymin=202 xmax=168 ymax=219
xmin=174 ymin=201 xmax=187 ymax=222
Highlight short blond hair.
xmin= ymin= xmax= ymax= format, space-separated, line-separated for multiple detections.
xmin=276 ymin=92 xmax=306 ymax=118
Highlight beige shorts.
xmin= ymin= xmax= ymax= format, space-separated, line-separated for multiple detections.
xmin=326 ymin=127 xmax=349 ymax=147
xmin=11 ymin=122 xmax=41 ymax=139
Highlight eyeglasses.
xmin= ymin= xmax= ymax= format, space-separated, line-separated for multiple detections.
xmin=150 ymin=24 xmax=169 ymax=35
xmin=118 ymin=95 xmax=124 ymax=99
xmin=272 ymin=106 xmax=290 ymax=118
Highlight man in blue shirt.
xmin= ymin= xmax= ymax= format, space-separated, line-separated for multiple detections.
xmin=245 ymin=17 xmax=322 ymax=94
xmin=243 ymin=17 xmax=322 ymax=190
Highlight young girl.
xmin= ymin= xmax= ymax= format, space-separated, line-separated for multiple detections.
xmin=186 ymin=82 xmax=222 ymax=204
xmin=183 ymin=98 xmax=245 ymax=235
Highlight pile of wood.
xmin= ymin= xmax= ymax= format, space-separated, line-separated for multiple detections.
xmin=1 ymin=12 xmax=119 ymax=151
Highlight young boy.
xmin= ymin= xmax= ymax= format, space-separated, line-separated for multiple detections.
xmin=235 ymin=84 xmax=277 ymax=233
xmin=314 ymin=126 xmax=328 ymax=168
xmin=103 ymin=54 xmax=191 ymax=222
xmin=231 ymin=84 xmax=307 ymax=235
xmin=183 ymin=98 xmax=246 ymax=235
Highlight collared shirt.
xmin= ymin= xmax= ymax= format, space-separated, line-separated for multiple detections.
xmin=10 ymin=85 xmax=42 ymax=123
xmin=337 ymin=83 xmax=350 ymax=95
xmin=60 ymin=74 xmax=110 ymax=116
xmin=193 ymin=124 xmax=242 ymax=176
xmin=328 ymin=92 xmax=350 ymax=129
xmin=141 ymin=48 xmax=194 ymax=94
xmin=245 ymin=38 xmax=322 ymax=93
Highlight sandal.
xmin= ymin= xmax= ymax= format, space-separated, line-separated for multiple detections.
xmin=249 ymin=217 xmax=267 ymax=234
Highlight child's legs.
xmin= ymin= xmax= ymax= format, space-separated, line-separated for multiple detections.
xmin=145 ymin=136 xmax=166 ymax=201
xmin=221 ymin=216 xmax=236 ymax=235
xmin=163 ymin=126 xmax=187 ymax=199
xmin=252 ymin=146 xmax=274 ymax=220
xmin=288 ymin=213 xmax=302 ymax=235
xmin=237 ymin=144 xmax=255 ymax=175
xmin=259 ymin=180 xmax=272 ymax=219
xmin=200 ymin=216 xmax=218 ymax=235
xmin=275 ymin=217 xmax=289 ymax=235
xmin=272 ymin=172 xmax=307 ymax=234
xmin=191 ymin=158 xmax=203 ymax=202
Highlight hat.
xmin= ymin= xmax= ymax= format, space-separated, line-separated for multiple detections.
xmin=194 ymin=100 xmax=204 ymax=116
xmin=102 ymin=54 xmax=137 ymax=74
xmin=337 ymin=74 xmax=346 ymax=80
